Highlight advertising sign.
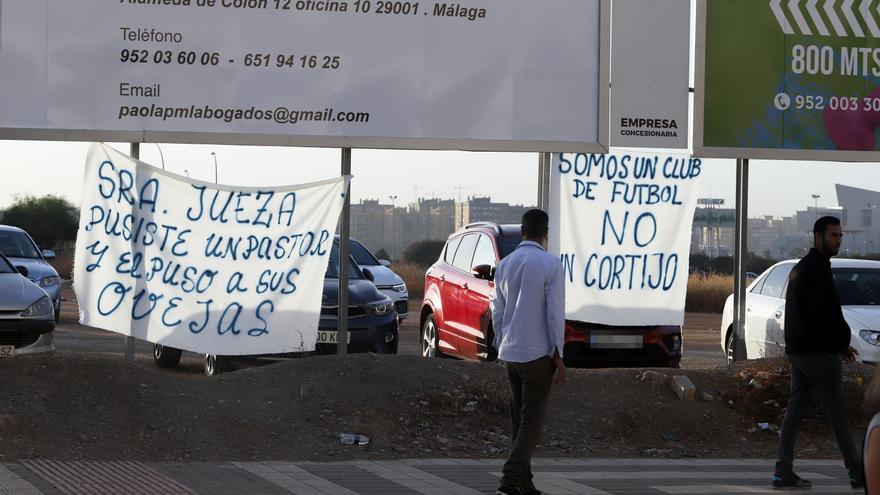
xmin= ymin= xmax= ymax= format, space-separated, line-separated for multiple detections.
xmin=0 ymin=0 xmax=610 ymax=152
xmin=696 ymin=0 xmax=880 ymax=160
xmin=610 ymin=0 xmax=690 ymax=149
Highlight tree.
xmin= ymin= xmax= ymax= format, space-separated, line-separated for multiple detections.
xmin=402 ymin=240 xmax=447 ymax=267
xmin=0 ymin=195 xmax=78 ymax=249
xmin=374 ymin=248 xmax=390 ymax=261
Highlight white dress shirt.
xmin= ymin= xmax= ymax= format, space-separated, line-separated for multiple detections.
xmin=490 ymin=240 xmax=565 ymax=363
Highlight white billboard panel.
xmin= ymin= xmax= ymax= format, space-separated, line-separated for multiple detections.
xmin=610 ymin=0 xmax=690 ymax=149
xmin=0 ymin=0 xmax=610 ymax=152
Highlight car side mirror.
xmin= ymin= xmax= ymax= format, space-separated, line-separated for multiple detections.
xmin=379 ymin=259 xmax=392 ymax=268
xmin=362 ymin=268 xmax=375 ymax=282
xmin=472 ymin=264 xmax=494 ymax=281
xmin=16 ymin=266 xmax=28 ymax=278
xmin=42 ymin=250 xmax=56 ymax=260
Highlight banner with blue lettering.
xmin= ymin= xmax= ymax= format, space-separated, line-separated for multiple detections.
xmin=73 ymin=143 xmax=350 ymax=355
xmin=549 ymin=150 xmax=701 ymax=326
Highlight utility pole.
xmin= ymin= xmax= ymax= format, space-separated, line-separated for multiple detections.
xmin=154 ymin=143 xmax=166 ymax=170
xmin=454 ymin=186 xmax=464 ymax=229
xmin=389 ymin=195 xmax=397 ymax=261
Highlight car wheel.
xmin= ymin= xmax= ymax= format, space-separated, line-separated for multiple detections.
xmin=421 ymin=314 xmax=441 ymax=358
xmin=53 ymin=302 xmax=60 ymax=323
xmin=153 ymin=344 xmax=182 ymax=368
xmin=725 ymin=329 xmax=736 ymax=366
xmin=205 ymin=354 xmax=231 ymax=376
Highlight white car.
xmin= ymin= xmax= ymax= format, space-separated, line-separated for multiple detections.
xmin=721 ymin=258 xmax=880 ymax=365
xmin=343 ymin=238 xmax=409 ymax=320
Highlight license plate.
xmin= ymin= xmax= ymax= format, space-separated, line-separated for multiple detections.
xmin=0 ymin=345 xmax=14 ymax=358
xmin=317 ymin=330 xmax=351 ymax=345
xmin=589 ymin=335 xmax=643 ymax=349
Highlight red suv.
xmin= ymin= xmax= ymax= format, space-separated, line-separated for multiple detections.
xmin=420 ymin=222 xmax=682 ymax=367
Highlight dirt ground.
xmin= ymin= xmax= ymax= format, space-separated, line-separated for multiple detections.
xmin=0 ymin=349 xmax=875 ymax=462
xmin=0 ymin=284 xmax=875 ymax=462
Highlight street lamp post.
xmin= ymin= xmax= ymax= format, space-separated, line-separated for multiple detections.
xmin=389 ymin=195 xmax=398 ymax=261
xmin=812 ymin=194 xmax=821 ymax=217
xmin=211 ymin=152 xmax=218 ymax=183
xmin=154 ymin=143 xmax=166 ymax=170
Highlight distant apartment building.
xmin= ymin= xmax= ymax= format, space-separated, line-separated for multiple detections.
xmin=454 ymin=196 xmax=532 ymax=230
xmin=691 ymin=204 xmax=736 ymax=257
xmin=793 ymin=184 xmax=880 ymax=256
xmin=350 ymin=196 xmax=531 ymax=261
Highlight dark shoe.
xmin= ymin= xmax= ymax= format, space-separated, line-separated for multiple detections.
xmin=849 ymin=466 xmax=865 ymax=489
xmin=772 ymin=473 xmax=812 ymax=490
xmin=496 ymin=485 xmax=523 ymax=495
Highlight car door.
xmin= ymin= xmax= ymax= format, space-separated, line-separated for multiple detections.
xmin=747 ymin=264 xmax=792 ymax=358
xmin=457 ymin=234 xmax=498 ymax=360
xmin=443 ymin=233 xmax=479 ymax=355
xmin=432 ymin=235 xmax=463 ymax=354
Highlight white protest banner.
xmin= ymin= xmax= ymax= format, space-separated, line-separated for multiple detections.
xmin=73 ymin=143 xmax=350 ymax=355
xmin=549 ymin=150 xmax=701 ymax=326
xmin=0 ymin=0 xmax=609 ymax=152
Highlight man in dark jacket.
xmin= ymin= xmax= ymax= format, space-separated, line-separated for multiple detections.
xmin=773 ymin=216 xmax=864 ymax=490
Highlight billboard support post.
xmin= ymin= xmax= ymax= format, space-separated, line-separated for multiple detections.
xmin=732 ymin=158 xmax=749 ymax=362
xmin=338 ymin=148 xmax=351 ymax=356
xmin=124 ymin=142 xmax=139 ymax=365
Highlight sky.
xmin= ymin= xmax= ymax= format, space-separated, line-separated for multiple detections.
xmin=1 ymin=140 xmax=879 ymax=219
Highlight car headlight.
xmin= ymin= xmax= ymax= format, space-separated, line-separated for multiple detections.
xmin=391 ymin=283 xmax=407 ymax=293
xmin=859 ymin=329 xmax=880 ymax=346
xmin=368 ymin=301 xmax=394 ymax=316
xmin=22 ymin=296 xmax=53 ymax=317
xmin=39 ymin=276 xmax=60 ymax=288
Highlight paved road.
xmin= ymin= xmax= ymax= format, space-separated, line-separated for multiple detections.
xmin=50 ymin=288 xmax=724 ymax=370
xmin=0 ymin=458 xmax=858 ymax=495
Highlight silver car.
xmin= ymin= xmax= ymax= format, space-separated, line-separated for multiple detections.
xmin=343 ymin=238 xmax=409 ymax=320
xmin=0 ymin=225 xmax=61 ymax=321
xmin=0 ymin=252 xmax=55 ymax=355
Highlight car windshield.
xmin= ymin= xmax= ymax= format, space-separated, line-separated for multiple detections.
xmin=348 ymin=240 xmax=380 ymax=266
xmin=499 ymin=235 xmax=523 ymax=259
xmin=325 ymin=243 xmax=364 ymax=279
xmin=0 ymin=231 xmax=41 ymax=259
xmin=0 ymin=253 xmax=15 ymax=274
xmin=833 ymin=268 xmax=880 ymax=306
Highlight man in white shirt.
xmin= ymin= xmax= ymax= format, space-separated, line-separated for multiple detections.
xmin=491 ymin=208 xmax=566 ymax=495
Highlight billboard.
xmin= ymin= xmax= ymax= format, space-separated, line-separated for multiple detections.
xmin=610 ymin=0 xmax=690 ymax=149
xmin=696 ymin=0 xmax=880 ymax=161
xmin=0 ymin=0 xmax=610 ymax=152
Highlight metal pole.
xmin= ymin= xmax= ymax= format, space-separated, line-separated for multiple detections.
xmin=154 ymin=143 xmax=166 ymax=170
xmin=124 ymin=143 xmax=139 ymax=365
xmin=537 ymin=153 xmax=545 ymax=209
xmin=540 ymin=152 xmax=552 ymax=211
xmin=732 ymin=158 xmax=749 ymax=361
xmin=211 ymin=152 xmax=218 ymax=183
xmin=389 ymin=195 xmax=397 ymax=261
xmin=338 ymin=148 xmax=351 ymax=356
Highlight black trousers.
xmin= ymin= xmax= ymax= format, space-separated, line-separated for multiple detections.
xmin=501 ymin=356 xmax=555 ymax=491
xmin=776 ymin=353 xmax=860 ymax=475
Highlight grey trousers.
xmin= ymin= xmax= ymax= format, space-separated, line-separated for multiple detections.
xmin=501 ymin=356 xmax=555 ymax=491
xmin=775 ymin=353 xmax=861 ymax=475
